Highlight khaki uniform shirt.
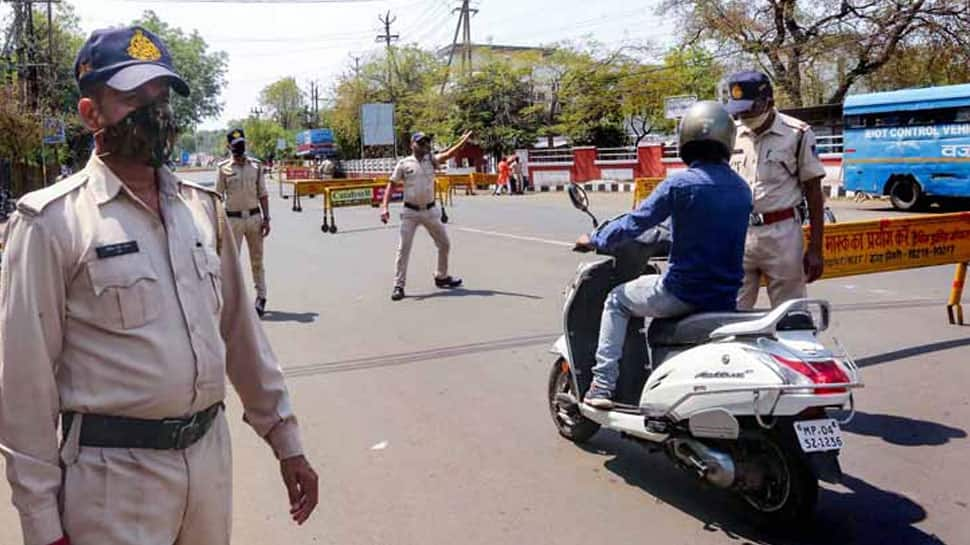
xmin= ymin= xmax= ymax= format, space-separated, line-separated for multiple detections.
xmin=0 ymin=154 xmax=302 ymax=545
xmin=390 ymin=155 xmax=437 ymax=206
xmin=730 ymin=112 xmax=827 ymax=214
xmin=215 ymin=157 xmax=266 ymax=212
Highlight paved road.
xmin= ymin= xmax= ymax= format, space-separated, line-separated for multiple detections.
xmin=1 ymin=172 xmax=966 ymax=545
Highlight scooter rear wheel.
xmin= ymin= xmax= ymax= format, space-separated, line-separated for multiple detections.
xmin=547 ymin=358 xmax=600 ymax=443
xmin=735 ymin=429 xmax=819 ymax=527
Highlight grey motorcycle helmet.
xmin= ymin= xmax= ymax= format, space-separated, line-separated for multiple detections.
xmin=677 ymin=100 xmax=736 ymax=162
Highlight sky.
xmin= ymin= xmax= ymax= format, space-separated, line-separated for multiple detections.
xmin=3 ymin=0 xmax=675 ymax=130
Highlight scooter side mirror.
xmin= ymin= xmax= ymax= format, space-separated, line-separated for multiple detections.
xmin=567 ymin=183 xmax=599 ymax=227
xmin=567 ymin=183 xmax=589 ymax=212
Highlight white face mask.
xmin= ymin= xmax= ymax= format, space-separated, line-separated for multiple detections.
xmin=739 ymin=109 xmax=773 ymax=130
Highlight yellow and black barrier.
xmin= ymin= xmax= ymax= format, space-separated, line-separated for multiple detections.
xmin=633 ymin=177 xmax=664 ymax=206
xmin=808 ymin=212 xmax=970 ymax=324
xmin=320 ymin=177 xmax=454 ymax=233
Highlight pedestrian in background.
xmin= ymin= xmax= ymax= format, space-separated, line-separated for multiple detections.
xmin=494 ymin=155 xmax=511 ymax=196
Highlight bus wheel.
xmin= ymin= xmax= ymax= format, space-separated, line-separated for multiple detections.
xmin=889 ymin=177 xmax=926 ymax=211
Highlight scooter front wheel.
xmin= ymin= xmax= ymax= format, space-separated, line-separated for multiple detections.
xmin=547 ymin=358 xmax=600 ymax=443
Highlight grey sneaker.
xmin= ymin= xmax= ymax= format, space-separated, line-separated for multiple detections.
xmin=255 ymin=297 xmax=267 ymax=318
xmin=584 ymin=384 xmax=614 ymax=409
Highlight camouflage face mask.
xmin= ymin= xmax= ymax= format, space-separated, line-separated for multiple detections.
xmin=97 ymin=101 xmax=178 ymax=168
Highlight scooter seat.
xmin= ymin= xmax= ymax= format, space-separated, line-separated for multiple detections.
xmin=647 ymin=311 xmax=768 ymax=346
xmin=648 ymin=309 xmax=817 ymax=346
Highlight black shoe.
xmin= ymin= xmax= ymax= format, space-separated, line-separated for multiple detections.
xmin=391 ymin=287 xmax=405 ymax=301
xmin=255 ymin=297 xmax=267 ymax=318
xmin=434 ymin=276 xmax=463 ymax=289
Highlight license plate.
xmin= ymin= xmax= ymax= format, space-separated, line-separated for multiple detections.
xmin=793 ymin=418 xmax=844 ymax=453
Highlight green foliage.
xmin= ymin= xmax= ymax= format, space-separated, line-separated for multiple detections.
xmin=132 ymin=10 xmax=228 ymax=131
xmin=241 ymin=118 xmax=289 ymax=161
xmin=450 ymin=58 xmax=541 ymax=157
xmin=259 ymin=77 xmax=305 ymax=131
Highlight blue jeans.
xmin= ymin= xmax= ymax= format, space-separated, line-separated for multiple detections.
xmin=592 ymin=274 xmax=694 ymax=393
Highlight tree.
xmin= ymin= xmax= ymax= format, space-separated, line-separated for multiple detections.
xmin=663 ymin=0 xmax=970 ymax=106
xmin=241 ymin=118 xmax=288 ymax=161
xmin=259 ymin=77 xmax=305 ymax=131
xmin=132 ymin=11 xmax=228 ymax=131
xmin=618 ymin=46 xmax=724 ymax=143
xmin=554 ymin=49 xmax=628 ymax=147
xmin=449 ymin=58 xmax=541 ymax=158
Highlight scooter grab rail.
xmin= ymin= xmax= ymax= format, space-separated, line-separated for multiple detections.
xmin=709 ymin=299 xmax=831 ymax=339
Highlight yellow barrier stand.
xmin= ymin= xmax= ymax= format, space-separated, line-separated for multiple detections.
xmin=632 ymin=177 xmax=664 ymax=207
xmin=471 ymin=172 xmax=499 ymax=190
xmin=806 ymin=212 xmax=970 ymax=323
xmin=321 ymin=180 xmax=386 ymax=233
xmin=947 ymin=262 xmax=967 ymax=325
xmin=435 ymin=177 xmax=454 ymax=207
xmin=283 ymin=178 xmax=374 ymax=212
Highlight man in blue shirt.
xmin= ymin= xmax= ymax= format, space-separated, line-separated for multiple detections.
xmin=574 ymin=101 xmax=752 ymax=409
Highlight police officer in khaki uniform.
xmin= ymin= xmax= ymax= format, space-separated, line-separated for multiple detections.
xmin=216 ymin=129 xmax=271 ymax=317
xmin=0 ymin=27 xmax=318 ymax=545
xmin=725 ymin=71 xmax=828 ymax=309
xmin=380 ymin=131 xmax=473 ymax=301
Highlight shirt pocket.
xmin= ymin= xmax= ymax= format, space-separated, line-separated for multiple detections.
xmin=192 ymin=246 xmax=223 ymax=315
xmin=85 ymin=252 xmax=162 ymax=330
xmin=758 ymin=150 xmax=798 ymax=182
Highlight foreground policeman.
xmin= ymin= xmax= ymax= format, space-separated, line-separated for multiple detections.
xmin=574 ymin=102 xmax=752 ymax=408
xmin=725 ymin=71 xmax=827 ymax=309
xmin=0 ymin=27 xmax=318 ymax=545
xmin=216 ymin=128 xmax=271 ymax=317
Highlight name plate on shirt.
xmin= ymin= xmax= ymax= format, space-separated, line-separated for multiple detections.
xmin=96 ymin=241 xmax=139 ymax=259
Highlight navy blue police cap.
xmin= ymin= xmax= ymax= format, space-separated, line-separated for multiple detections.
xmin=724 ymin=71 xmax=773 ymax=115
xmin=411 ymin=132 xmax=433 ymax=144
xmin=74 ymin=26 xmax=190 ymax=97
xmin=228 ymin=128 xmax=246 ymax=145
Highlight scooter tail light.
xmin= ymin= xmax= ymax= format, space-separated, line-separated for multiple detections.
xmin=771 ymin=355 xmax=850 ymax=394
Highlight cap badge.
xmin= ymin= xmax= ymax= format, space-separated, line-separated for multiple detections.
xmin=127 ymin=29 xmax=162 ymax=62
xmin=731 ymin=84 xmax=744 ymax=100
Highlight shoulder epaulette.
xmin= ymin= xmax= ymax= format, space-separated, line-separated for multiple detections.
xmin=15 ymin=173 xmax=88 ymax=216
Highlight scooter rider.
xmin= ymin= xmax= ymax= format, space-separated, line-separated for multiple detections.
xmin=574 ymin=101 xmax=753 ymax=409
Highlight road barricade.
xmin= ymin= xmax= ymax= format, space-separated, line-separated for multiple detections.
xmin=471 ymin=172 xmax=498 ymax=190
xmin=632 ymin=177 xmax=664 ymax=206
xmin=807 ymin=212 xmax=970 ymax=323
xmin=438 ymin=174 xmax=475 ymax=196
xmin=321 ymin=178 xmax=456 ymax=234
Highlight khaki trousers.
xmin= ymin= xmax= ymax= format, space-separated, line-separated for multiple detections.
xmin=59 ymin=412 xmax=232 ymax=545
xmin=737 ymin=218 xmax=807 ymax=310
xmin=394 ymin=207 xmax=450 ymax=288
xmin=229 ymin=214 xmax=266 ymax=299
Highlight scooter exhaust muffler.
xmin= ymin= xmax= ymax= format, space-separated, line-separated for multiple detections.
xmin=670 ymin=438 xmax=736 ymax=488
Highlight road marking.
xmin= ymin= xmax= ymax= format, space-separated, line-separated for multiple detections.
xmin=371 ymin=441 xmax=389 ymax=451
xmin=456 ymin=227 xmax=573 ymax=247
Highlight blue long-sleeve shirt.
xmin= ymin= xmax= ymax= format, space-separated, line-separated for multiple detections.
xmin=590 ymin=162 xmax=752 ymax=311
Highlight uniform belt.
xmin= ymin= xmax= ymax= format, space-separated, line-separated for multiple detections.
xmin=226 ymin=208 xmax=261 ymax=218
xmin=750 ymin=208 xmax=796 ymax=226
xmin=404 ymin=201 xmax=436 ymax=211
xmin=62 ymin=402 xmax=224 ymax=450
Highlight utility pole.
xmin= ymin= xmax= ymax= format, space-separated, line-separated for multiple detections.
xmin=441 ymin=0 xmax=476 ymax=93
xmin=376 ymin=11 xmax=399 ymax=96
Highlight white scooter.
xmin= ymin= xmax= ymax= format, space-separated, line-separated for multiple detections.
xmin=548 ymin=184 xmax=863 ymax=525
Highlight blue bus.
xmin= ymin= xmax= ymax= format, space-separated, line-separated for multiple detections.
xmin=843 ymin=83 xmax=970 ymax=210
